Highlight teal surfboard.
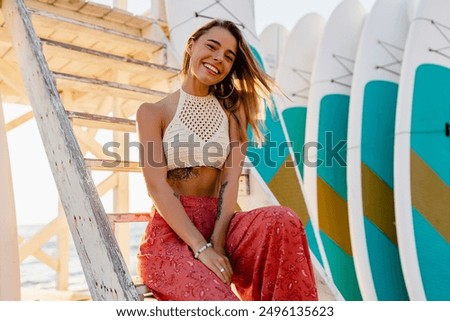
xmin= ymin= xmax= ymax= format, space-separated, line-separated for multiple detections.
xmin=304 ymin=0 xmax=366 ymax=301
xmin=317 ymin=94 xmax=362 ymax=301
xmin=399 ymin=64 xmax=450 ymax=300
xmin=247 ymin=46 xmax=324 ymax=266
xmin=346 ymin=0 xmax=411 ymax=301
xmin=394 ymin=0 xmax=450 ymax=300
xmin=360 ymin=81 xmax=408 ymax=300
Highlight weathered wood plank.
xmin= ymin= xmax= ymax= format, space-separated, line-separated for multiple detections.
xmin=26 ymin=0 xmax=137 ymax=36
xmin=107 ymin=213 xmax=150 ymax=224
xmin=67 ymin=110 xmax=136 ymax=133
xmin=6 ymin=111 xmax=34 ymax=131
xmin=18 ymin=233 xmax=60 ymax=269
xmin=27 ymin=6 xmax=164 ymax=48
xmin=3 ymin=0 xmax=139 ymax=300
xmin=53 ymin=72 xmax=169 ymax=98
xmin=96 ymin=174 xmax=118 ymax=197
xmin=55 ymin=79 xmax=160 ymax=104
xmin=26 ymin=2 xmax=167 ymax=64
xmin=41 ymin=37 xmax=179 ymax=74
xmin=19 ymin=215 xmax=64 ymax=262
xmin=132 ymin=277 xmax=152 ymax=301
xmin=85 ymin=158 xmax=141 ymax=173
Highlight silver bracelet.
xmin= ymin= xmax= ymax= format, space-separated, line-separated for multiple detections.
xmin=194 ymin=242 xmax=212 ymax=259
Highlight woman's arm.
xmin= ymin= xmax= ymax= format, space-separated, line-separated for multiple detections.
xmin=137 ymin=103 xmax=207 ymax=251
xmin=210 ymin=105 xmax=248 ymax=253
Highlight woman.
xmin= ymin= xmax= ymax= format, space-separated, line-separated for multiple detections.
xmin=137 ymin=19 xmax=317 ymax=301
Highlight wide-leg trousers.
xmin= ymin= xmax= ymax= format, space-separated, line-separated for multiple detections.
xmin=137 ymin=195 xmax=318 ymax=301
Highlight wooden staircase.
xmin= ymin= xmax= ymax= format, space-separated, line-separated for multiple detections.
xmin=2 ymin=0 xmax=341 ymax=301
xmin=2 ymin=0 xmax=179 ymax=300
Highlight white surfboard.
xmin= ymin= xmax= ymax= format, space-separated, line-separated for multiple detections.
xmin=394 ymin=0 xmax=450 ymax=301
xmin=274 ymin=12 xmax=329 ymax=275
xmin=347 ymin=0 xmax=411 ymax=301
xmin=303 ymin=0 xmax=366 ymax=300
xmin=164 ymin=0 xmax=259 ymax=63
xmin=275 ymin=13 xmax=325 ymax=182
xmin=258 ymin=23 xmax=288 ymax=78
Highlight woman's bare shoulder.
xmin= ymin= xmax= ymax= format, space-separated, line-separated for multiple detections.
xmin=136 ymin=100 xmax=162 ymax=122
xmin=136 ymin=91 xmax=179 ymax=123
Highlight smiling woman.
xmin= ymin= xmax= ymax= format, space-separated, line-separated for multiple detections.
xmin=135 ymin=19 xmax=318 ymax=301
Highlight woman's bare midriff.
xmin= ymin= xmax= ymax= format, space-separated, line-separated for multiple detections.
xmin=167 ymin=166 xmax=222 ymax=197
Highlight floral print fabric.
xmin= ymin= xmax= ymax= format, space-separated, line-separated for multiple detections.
xmin=137 ymin=195 xmax=318 ymax=301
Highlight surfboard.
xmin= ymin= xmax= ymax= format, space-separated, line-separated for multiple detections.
xmin=246 ymin=47 xmax=343 ymax=300
xmin=346 ymin=0 xmax=411 ymax=301
xmin=274 ymin=13 xmax=328 ymax=271
xmin=164 ymin=0 xmax=259 ymax=62
xmin=247 ymin=48 xmax=318 ymax=245
xmin=394 ymin=0 xmax=450 ymax=301
xmin=258 ymin=23 xmax=288 ymax=78
xmin=303 ymin=0 xmax=366 ymax=300
xmin=275 ymin=13 xmax=325 ymax=182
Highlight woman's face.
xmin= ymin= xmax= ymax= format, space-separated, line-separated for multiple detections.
xmin=187 ymin=26 xmax=238 ymax=86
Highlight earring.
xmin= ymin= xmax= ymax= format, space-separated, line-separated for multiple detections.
xmin=215 ymin=82 xmax=235 ymax=99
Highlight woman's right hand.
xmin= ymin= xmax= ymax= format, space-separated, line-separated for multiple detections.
xmin=197 ymin=247 xmax=233 ymax=285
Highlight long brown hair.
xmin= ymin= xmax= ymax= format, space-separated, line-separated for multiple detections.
xmin=181 ymin=19 xmax=275 ymax=143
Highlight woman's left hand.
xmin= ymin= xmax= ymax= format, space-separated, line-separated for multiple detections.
xmin=197 ymin=246 xmax=233 ymax=285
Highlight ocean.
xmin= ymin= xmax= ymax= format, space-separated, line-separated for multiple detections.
xmin=18 ymin=223 xmax=147 ymax=293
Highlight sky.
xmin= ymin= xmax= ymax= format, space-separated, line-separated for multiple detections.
xmin=4 ymin=0 xmax=376 ymax=226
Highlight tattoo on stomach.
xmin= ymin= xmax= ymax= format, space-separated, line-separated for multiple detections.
xmin=167 ymin=167 xmax=200 ymax=181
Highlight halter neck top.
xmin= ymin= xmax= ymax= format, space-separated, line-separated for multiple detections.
xmin=162 ymin=88 xmax=230 ymax=171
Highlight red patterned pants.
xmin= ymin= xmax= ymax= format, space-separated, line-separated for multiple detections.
xmin=137 ymin=195 xmax=318 ymax=301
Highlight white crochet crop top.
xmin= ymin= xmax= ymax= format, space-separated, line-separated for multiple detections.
xmin=162 ymin=88 xmax=230 ymax=171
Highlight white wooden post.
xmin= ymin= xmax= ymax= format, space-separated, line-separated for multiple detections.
xmin=0 ymin=93 xmax=21 ymax=300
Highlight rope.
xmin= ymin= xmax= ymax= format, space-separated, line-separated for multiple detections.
xmin=330 ymin=54 xmax=355 ymax=88
xmin=375 ymin=40 xmax=404 ymax=76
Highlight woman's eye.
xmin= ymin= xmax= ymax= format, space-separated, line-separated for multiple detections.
xmin=206 ymin=44 xmax=215 ymax=49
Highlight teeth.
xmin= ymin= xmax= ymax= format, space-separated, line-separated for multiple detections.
xmin=204 ymin=63 xmax=219 ymax=74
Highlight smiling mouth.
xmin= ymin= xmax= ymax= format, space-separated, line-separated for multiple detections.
xmin=203 ymin=63 xmax=219 ymax=74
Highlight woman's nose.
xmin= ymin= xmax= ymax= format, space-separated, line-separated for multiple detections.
xmin=213 ymin=52 xmax=224 ymax=62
